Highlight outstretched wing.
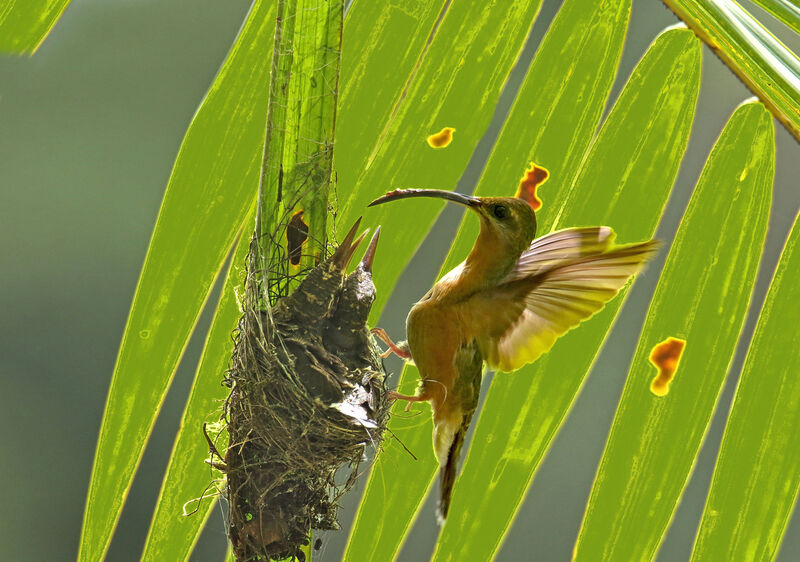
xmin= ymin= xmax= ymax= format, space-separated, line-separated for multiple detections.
xmin=473 ymin=228 xmax=659 ymax=372
xmin=508 ymin=226 xmax=616 ymax=279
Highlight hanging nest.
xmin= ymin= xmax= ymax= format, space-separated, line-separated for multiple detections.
xmin=221 ymin=219 xmax=390 ymax=561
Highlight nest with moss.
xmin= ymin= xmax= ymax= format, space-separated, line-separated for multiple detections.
xmin=221 ymin=220 xmax=390 ymax=561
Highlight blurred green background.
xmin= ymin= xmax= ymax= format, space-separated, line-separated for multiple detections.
xmin=1 ymin=0 xmax=799 ymax=560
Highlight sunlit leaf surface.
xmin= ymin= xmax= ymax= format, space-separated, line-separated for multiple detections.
xmin=0 ymin=0 xmax=71 ymax=53
xmin=78 ymin=2 xmax=275 ymax=559
xmin=337 ymin=0 xmax=545 ymax=322
xmin=141 ymin=209 xmax=253 ymax=562
xmin=664 ymin=0 xmax=800 ymax=141
xmin=692 ymin=192 xmax=800 ymax=561
xmin=346 ymin=0 xmax=634 ymax=559
xmin=432 ymin=27 xmax=702 ymax=561
xmin=574 ymin=101 xmax=774 ymax=561
xmin=258 ymin=0 xmax=342 ymax=293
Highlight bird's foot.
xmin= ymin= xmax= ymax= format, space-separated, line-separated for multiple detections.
xmin=371 ymin=328 xmax=413 ymax=360
xmin=387 ymin=390 xmax=425 ymax=412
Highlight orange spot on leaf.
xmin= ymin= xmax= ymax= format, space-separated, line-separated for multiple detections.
xmin=287 ymin=210 xmax=309 ymax=266
xmin=427 ymin=127 xmax=455 ymax=148
xmin=649 ymin=337 xmax=686 ymax=397
xmin=515 ymin=162 xmax=548 ymax=211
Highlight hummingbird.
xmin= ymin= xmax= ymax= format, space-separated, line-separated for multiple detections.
xmin=368 ymin=175 xmax=658 ymax=520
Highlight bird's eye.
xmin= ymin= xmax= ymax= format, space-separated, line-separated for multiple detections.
xmin=492 ymin=205 xmax=509 ymax=219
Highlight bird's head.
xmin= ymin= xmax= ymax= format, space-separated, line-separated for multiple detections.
xmin=369 ymin=189 xmax=537 ymax=256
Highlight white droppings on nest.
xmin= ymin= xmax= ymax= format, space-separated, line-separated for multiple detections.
xmin=354 ymin=274 xmax=375 ymax=300
xmin=332 ymin=384 xmax=378 ymax=429
xmin=331 ymin=402 xmax=377 ymax=429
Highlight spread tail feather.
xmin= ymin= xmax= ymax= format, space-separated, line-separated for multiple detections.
xmin=434 ymin=343 xmax=483 ymax=523
xmin=436 ymin=420 xmax=468 ymax=523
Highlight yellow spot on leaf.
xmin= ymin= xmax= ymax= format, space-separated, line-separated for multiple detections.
xmin=649 ymin=337 xmax=686 ymax=397
xmin=427 ymin=127 xmax=455 ymax=148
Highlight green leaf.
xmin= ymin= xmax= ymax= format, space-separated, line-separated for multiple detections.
xmin=140 ymin=208 xmax=253 ymax=562
xmin=664 ymin=0 xmax=800 ymax=142
xmin=346 ymin=0 xmax=633 ymax=559
xmin=258 ymin=0 xmax=343 ymax=297
xmin=751 ymin=0 xmax=800 ymax=36
xmin=77 ymin=2 xmax=275 ymax=560
xmin=336 ymin=0 xmax=448 ymax=184
xmin=336 ymin=0 xmax=546 ymax=321
xmin=433 ymin=26 xmax=701 ymax=562
xmin=0 ymin=0 xmax=71 ymax=54
xmin=691 ymin=169 xmax=800 ymax=560
xmin=281 ymin=0 xmax=341 ymax=263
xmin=574 ymin=101 xmax=774 ymax=561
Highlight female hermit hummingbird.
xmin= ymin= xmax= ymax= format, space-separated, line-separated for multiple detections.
xmin=368 ymin=171 xmax=658 ymax=520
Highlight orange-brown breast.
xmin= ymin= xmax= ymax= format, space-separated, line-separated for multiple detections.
xmin=406 ymin=296 xmax=467 ymax=410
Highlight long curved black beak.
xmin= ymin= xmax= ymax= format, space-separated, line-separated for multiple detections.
xmin=368 ymin=188 xmax=481 ymax=208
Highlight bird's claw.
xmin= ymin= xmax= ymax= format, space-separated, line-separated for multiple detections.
xmin=387 ymin=390 xmax=423 ymax=412
xmin=371 ymin=328 xmax=413 ymax=360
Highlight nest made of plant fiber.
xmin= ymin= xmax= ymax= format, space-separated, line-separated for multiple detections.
xmin=222 ymin=220 xmax=390 ymax=562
